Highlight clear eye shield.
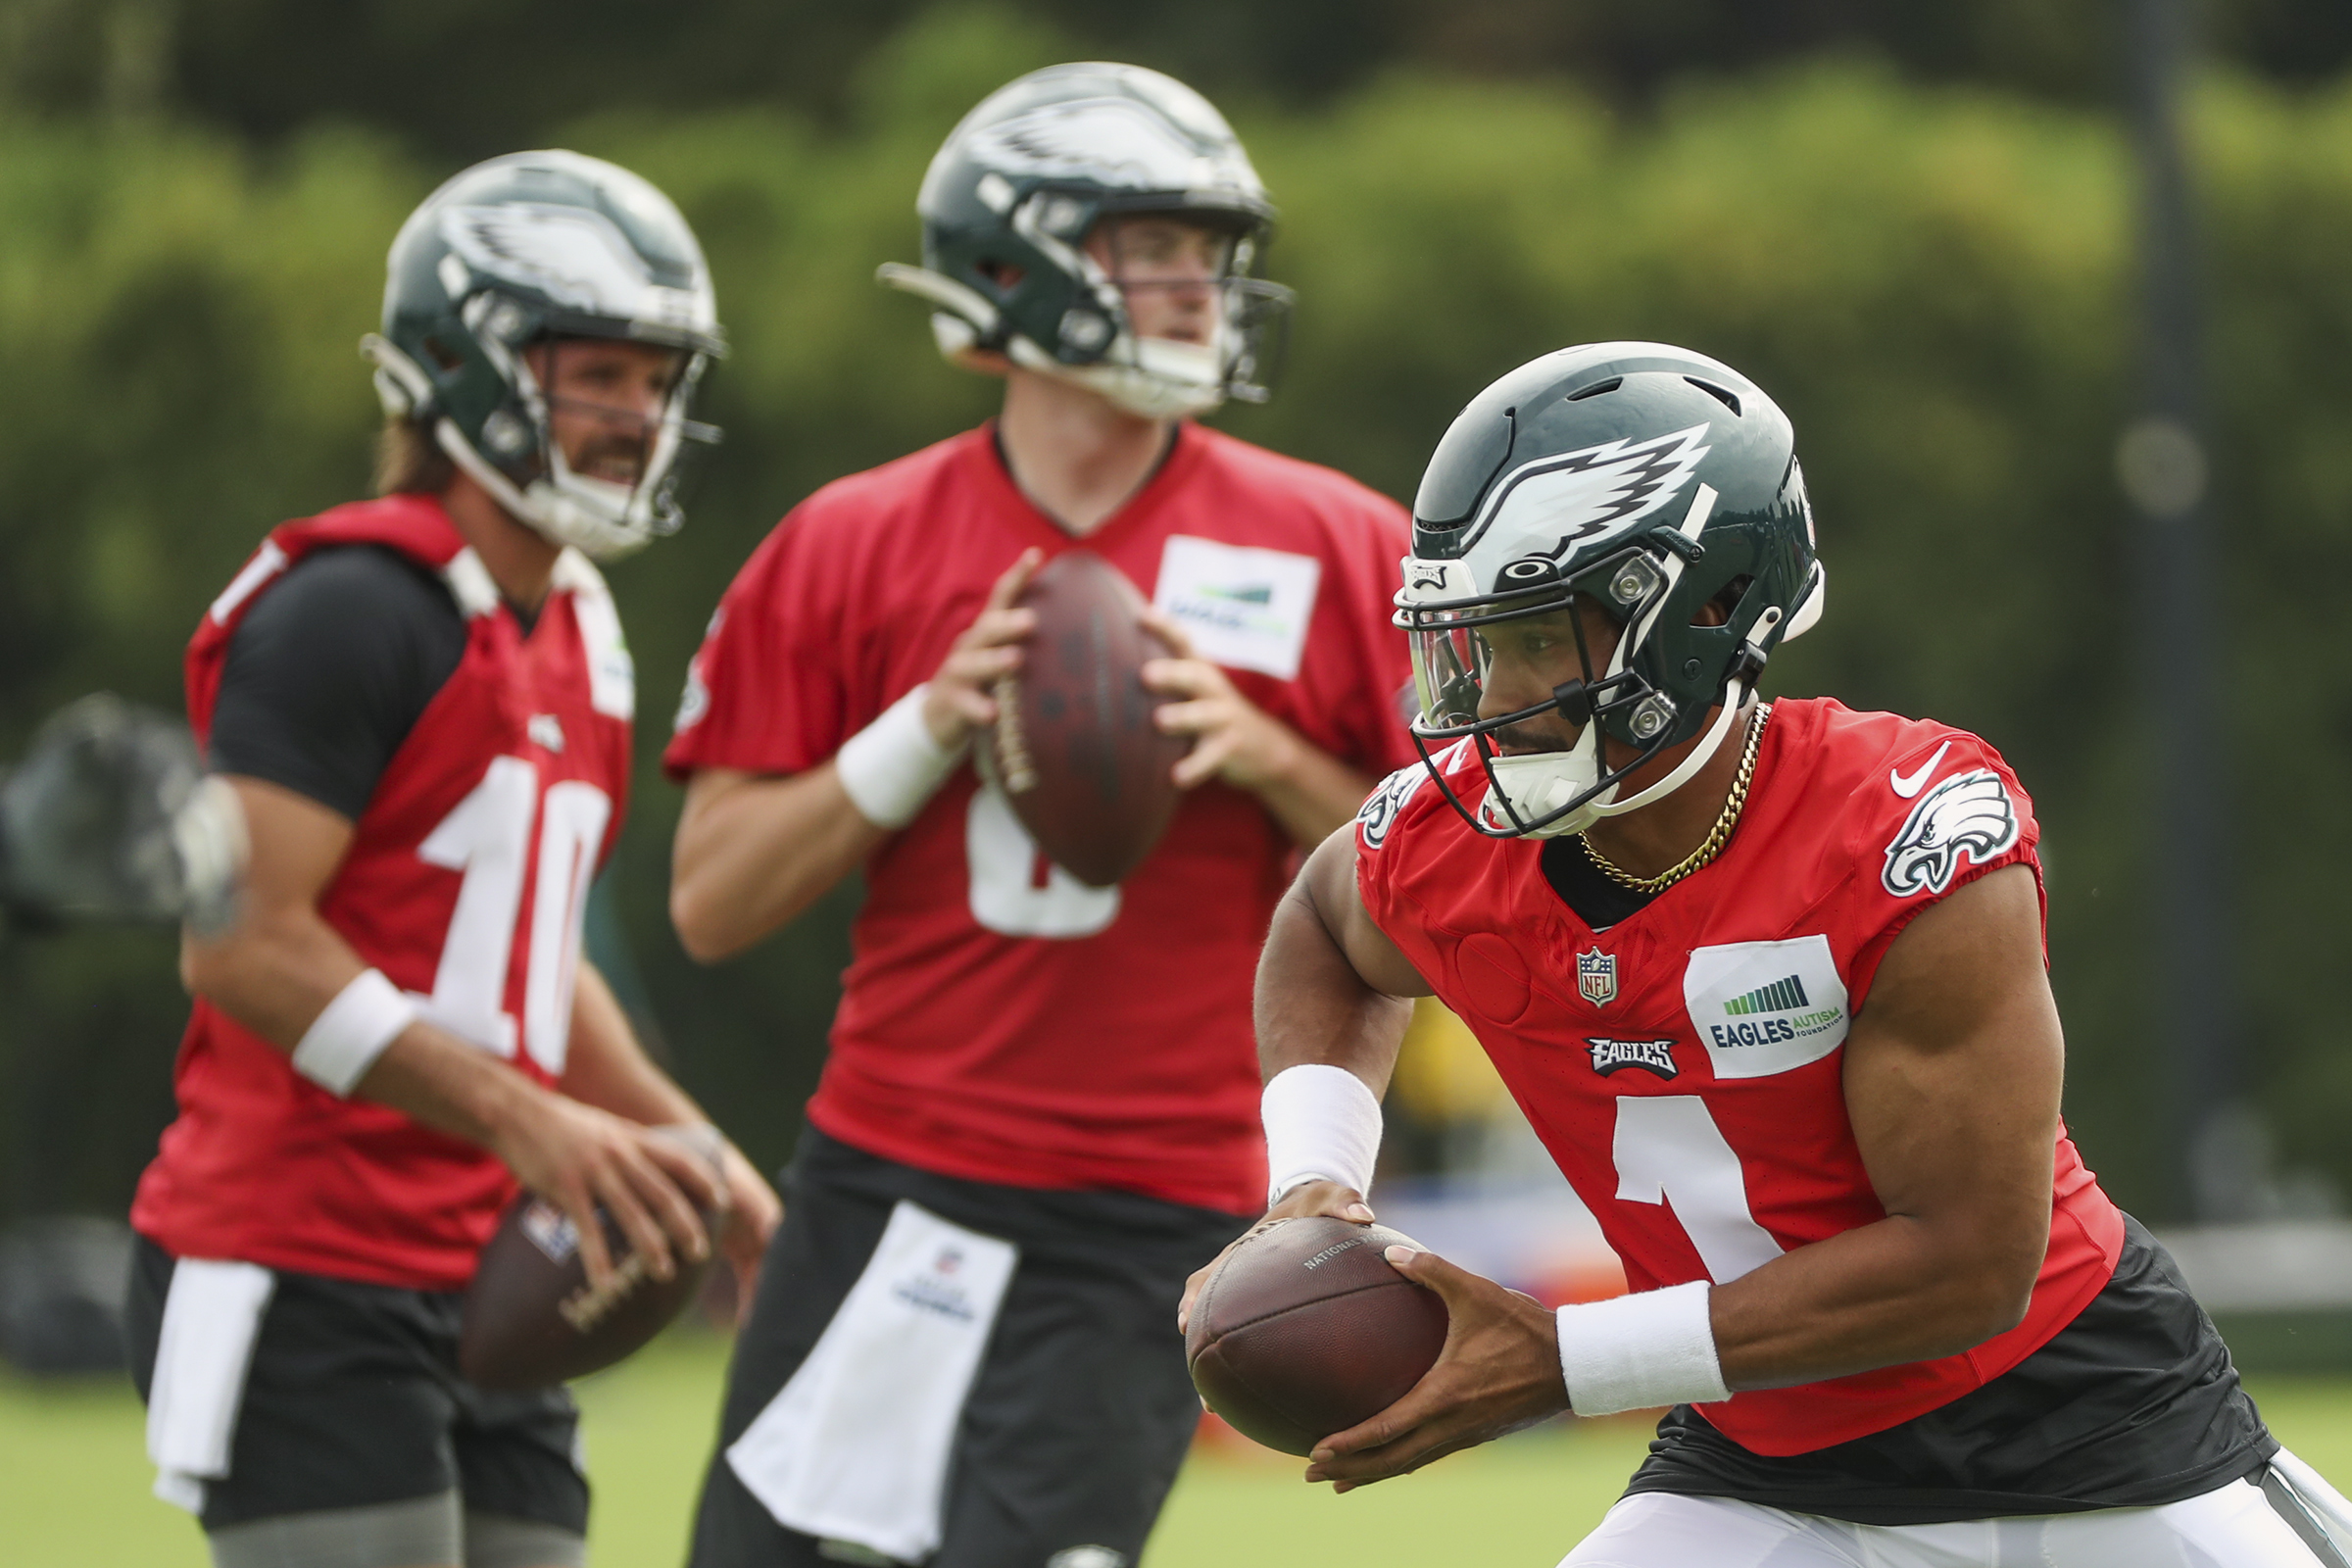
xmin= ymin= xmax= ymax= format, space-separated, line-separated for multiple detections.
xmin=1394 ymin=525 xmax=1779 ymax=840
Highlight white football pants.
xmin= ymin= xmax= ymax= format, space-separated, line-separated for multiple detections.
xmin=1563 ymin=1453 xmax=2350 ymax=1568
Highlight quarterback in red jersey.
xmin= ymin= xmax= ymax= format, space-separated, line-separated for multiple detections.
xmin=667 ymin=64 xmax=1414 ymax=1568
xmin=1195 ymin=343 xmax=2352 ymax=1564
xmin=126 ymin=153 xmax=777 ymax=1568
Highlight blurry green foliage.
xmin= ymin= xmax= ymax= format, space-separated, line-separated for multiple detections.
xmin=9 ymin=0 xmax=2352 ymax=161
xmin=3 ymin=7 xmax=2350 ymax=1219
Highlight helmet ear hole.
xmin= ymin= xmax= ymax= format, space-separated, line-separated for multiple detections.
xmin=1692 ymin=575 xmax=1752 ymax=628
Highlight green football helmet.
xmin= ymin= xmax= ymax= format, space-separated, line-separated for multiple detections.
xmin=877 ymin=62 xmax=1293 ymax=419
xmin=1396 ymin=342 xmax=1826 ymax=839
xmin=361 ymin=150 xmax=725 ymax=561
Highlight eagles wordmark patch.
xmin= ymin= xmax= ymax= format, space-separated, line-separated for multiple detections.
xmin=1882 ymin=767 xmax=2020 ymax=898
xmin=1587 ymin=1038 xmax=1678 ymax=1079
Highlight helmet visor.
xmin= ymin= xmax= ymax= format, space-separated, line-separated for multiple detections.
xmin=1406 ymin=596 xmax=1610 ymax=741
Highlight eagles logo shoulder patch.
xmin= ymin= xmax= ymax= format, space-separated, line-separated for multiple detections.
xmin=1882 ymin=767 xmax=2020 ymax=898
xmin=1355 ymin=763 xmax=1430 ymax=851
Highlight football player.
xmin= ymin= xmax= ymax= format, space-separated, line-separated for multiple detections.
xmin=666 ymin=64 xmax=1418 ymax=1568
xmin=1199 ymin=342 xmax=2352 ymax=1564
xmin=124 ymin=152 xmax=780 ymax=1568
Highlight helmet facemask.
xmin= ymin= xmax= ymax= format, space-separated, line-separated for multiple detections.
xmin=880 ymin=64 xmax=1295 ymax=419
xmin=898 ymin=194 xmax=1293 ymax=419
xmin=1010 ymin=207 xmax=1290 ymax=417
xmin=367 ymin=153 xmax=726 ymax=562
xmin=460 ymin=318 xmax=714 ymax=561
xmin=1399 ymin=528 xmax=1777 ymax=840
xmin=369 ymin=309 xmax=718 ymax=563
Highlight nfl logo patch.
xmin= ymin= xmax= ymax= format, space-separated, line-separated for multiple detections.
xmin=1578 ymin=948 xmax=1618 ymax=1005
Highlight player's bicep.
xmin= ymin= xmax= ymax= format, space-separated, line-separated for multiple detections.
xmin=1842 ymin=864 xmax=2059 ymax=1277
xmin=179 ymin=777 xmax=360 ymax=1028
xmin=218 ymin=776 xmax=356 ymax=915
xmin=1298 ymin=828 xmax=1430 ymax=999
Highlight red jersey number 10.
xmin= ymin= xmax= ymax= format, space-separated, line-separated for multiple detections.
xmin=413 ymin=756 xmax=611 ymax=1076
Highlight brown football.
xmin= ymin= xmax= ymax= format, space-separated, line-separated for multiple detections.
xmin=986 ymin=550 xmax=1188 ymax=888
xmin=458 ymin=1191 xmax=715 ymax=1392
xmin=1185 ymin=1216 xmax=1449 ymax=1456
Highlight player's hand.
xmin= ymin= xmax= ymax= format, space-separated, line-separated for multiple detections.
xmin=713 ymin=1139 xmax=783 ymax=1325
xmin=1176 ymin=1179 xmax=1375 ymax=1336
xmin=921 ymin=549 xmax=1043 ymax=749
xmin=494 ymin=1092 xmax=723 ymax=1293
xmin=1141 ymin=610 xmax=1306 ymax=792
xmin=1301 ymin=1245 xmax=1568 ymax=1492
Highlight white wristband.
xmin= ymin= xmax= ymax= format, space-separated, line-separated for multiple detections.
xmin=835 ymin=685 xmax=966 ymax=830
xmin=1261 ymin=1063 xmax=1384 ymax=1208
xmin=292 ymin=968 xmax=417 ymax=1097
xmin=1555 ymin=1281 xmax=1731 ymax=1416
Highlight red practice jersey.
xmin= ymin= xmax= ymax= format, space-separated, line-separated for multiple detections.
xmin=666 ymin=422 xmax=1415 ymax=1214
xmin=132 ymin=496 xmax=635 ymax=1290
xmin=1353 ymin=697 xmax=2125 ymax=1454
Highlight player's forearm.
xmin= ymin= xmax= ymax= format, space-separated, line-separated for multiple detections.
xmin=1250 ymin=732 xmax=1376 ymax=849
xmin=351 ymin=1019 xmax=552 ymax=1152
xmin=670 ymin=763 xmax=882 ymax=960
xmin=194 ymin=926 xmax=542 ymax=1152
xmin=1706 ymin=1203 xmax=2050 ymax=1391
xmin=190 ymin=911 xmax=553 ymax=1155
xmin=181 ymin=905 xmax=373 ymax=1051
xmin=560 ymin=963 xmax=704 ymax=1128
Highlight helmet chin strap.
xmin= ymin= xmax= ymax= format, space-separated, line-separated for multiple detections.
xmin=1477 ymin=589 xmax=1784 ymax=840
xmin=432 ymin=420 xmax=650 ymax=562
xmin=1004 ymin=332 xmax=1227 ymax=419
xmin=1477 ymin=681 xmax=1750 ymax=839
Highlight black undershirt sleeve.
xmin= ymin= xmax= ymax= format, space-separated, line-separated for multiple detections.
xmin=207 ymin=545 xmax=469 ymax=822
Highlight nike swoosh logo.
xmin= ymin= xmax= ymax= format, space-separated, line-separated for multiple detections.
xmin=1890 ymin=741 xmax=1952 ymax=799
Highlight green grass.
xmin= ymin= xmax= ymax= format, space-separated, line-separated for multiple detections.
xmin=10 ymin=1337 xmax=2352 ymax=1568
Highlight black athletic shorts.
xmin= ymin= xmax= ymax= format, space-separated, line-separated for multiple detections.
xmin=1626 ymin=1215 xmax=2277 ymax=1523
xmin=124 ymin=1235 xmax=589 ymax=1535
xmin=688 ymin=1126 xmax=1251 ymax=1568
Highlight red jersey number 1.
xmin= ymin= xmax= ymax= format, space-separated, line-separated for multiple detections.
xmin=1611 ymin=1095 xmax=1785 ymax=1285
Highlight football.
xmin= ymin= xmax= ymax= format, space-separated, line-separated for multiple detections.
xmin=1185 ymin=1216 xmax=1449 ymax=1456
xmin=459 ymin=1186 xmax=715 ymax=1392
xmin=986 ymin=550 xmax=1188 ymax=887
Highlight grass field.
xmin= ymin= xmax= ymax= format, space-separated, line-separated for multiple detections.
xmin=11 ymin=1335 xmax=2352 ymax=1567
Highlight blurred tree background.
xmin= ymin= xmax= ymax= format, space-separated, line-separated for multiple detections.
xmin=4 ymin=0 xmax=2352 ymax=1223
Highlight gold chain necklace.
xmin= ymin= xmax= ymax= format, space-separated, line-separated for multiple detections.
xmin=1578 ymin=703 xmax=1771 ymax=895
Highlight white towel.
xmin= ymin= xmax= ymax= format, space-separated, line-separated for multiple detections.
xmin=727 ymin=1200 xmax=1018 ymax=1563
xmin=146 ymin=1257 xmax=275 ymax=1513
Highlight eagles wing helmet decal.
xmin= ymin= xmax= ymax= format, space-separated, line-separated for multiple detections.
xmin=1882 ymin=768 xmax=2020 ymax=898
xmin=1465 ymin=423 xmax=1713 ymax=558
xmin=965 ymin=98 xmax=1228 ymax=190
xmin=442 ymin=203 xmax=704 ymax=328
